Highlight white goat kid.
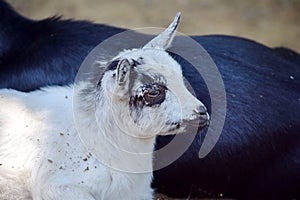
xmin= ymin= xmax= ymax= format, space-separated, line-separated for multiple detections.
xmin=0 ymin=13 xmax=208 ymax=200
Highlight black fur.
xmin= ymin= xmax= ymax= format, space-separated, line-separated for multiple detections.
xmin=155 ymin=36 xmax=300 ymax=199
xmin=1 ymin=1 xmax=300 ymax=199
xmin=0 ymin=0 xmax=125 ymax=91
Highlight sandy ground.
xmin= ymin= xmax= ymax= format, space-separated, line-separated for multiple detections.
xmin=4 ymin=0 xmax=300 ymax=199
xmin=7 ymin=0 xmax=300 ymax=52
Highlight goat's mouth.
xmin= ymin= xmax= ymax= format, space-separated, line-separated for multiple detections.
xmin=184 ymin=115 xmax=209 ymax=129
xmin=197 ymin=112 xmax=210 ymax=127
xmin=159 ymin=121 xmax=182 ymax=135
xmin=160 ymin=113 xmax=209 ymax=135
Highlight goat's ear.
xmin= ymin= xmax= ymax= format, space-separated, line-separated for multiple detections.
xmin=114 ymin=59 xmax=132 ymax=96
xmin=143 ymin=12 xmax=181 ymax=50
xmin=116 ymin=59 xmax=131 ymax=85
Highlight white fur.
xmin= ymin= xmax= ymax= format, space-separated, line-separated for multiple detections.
xmin=0 ymin=13 xmax=208 ymax=200
xmin=0 ymin=86 xmax=155 ymax=200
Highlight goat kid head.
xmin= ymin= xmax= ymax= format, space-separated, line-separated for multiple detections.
xmin=98 ymin=13 xmax=209 ymax=138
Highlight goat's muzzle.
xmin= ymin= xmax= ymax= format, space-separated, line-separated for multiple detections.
xmin=194 ymin=105 xmax=210 ymax=127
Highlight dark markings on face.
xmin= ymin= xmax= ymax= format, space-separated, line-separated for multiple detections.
xmin=129 ymin=83 xmax=167 ymax=122
xmin=96 ymin=60 xmax=120 ymax=87
xmin=106 ymin=58 xmax=141 ymax=73
xmin=106 ymin=60 xmax=120 ymax=71
xmin=96 ymin=58 xmax=168 ymax=123
xmin=97 ymin=59 xmax=143 ymax=87
xmin=130 ymin=83 xmax=167 ymax=107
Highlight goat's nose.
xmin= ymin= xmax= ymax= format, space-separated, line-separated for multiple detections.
xmin=195 ymin=105 xmax=209 ymax=127
xmin=195 ymin=105 xmax=207 ymax=115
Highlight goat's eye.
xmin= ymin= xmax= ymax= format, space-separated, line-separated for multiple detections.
xmin=143 ymin=84 xmax=166 ymax=106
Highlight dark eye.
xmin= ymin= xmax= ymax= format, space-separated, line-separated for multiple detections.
xmin=143 ymin=84 xmax=166 ymax=106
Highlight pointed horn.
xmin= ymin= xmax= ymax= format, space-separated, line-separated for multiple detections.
xmin=143 ymin=12 xmax=181 ymax=50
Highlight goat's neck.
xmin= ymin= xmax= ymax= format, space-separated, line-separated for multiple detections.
xmin=74 ymin=84 xmax=156 ymax=173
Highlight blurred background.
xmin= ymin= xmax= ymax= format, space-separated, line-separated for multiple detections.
xmin=7 ymin=0 xmax=300 ymax=52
